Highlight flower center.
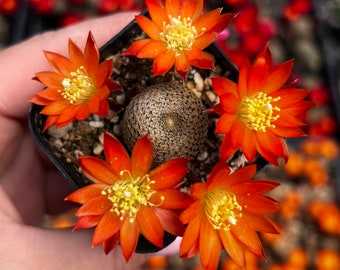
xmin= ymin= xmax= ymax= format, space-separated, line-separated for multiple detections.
xmin=204 ymin=190 xmax=242 ymax=231
xmin=101 ymin=171 xmax=160 ymax=223
xmin=160 ymin=16 xmax=201 ymax=56
xmin=59 ymin=66 xmax=95 ymax=104
xmin=238 ymin=92 xmax=281 ymax=132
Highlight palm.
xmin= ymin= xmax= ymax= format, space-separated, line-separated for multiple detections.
xmin=0 ymin=119 xmax=73 ymax=225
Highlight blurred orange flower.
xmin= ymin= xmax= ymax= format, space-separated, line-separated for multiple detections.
xmin=30 ymin=32 xmax=120 ymax=130
xmin=180 ymin=163 xmax=280 ymax=269
xmin=66 ymin=132 xmax=192 ymax=261
xmin=122 ymin=0 xmax=235 ymax=78
xmin=211 ymin=45 xmax=313 ymax=166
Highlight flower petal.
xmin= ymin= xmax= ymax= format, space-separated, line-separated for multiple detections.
xmin=220 ymin=92 xmax=240 ymax=113
xmin=136 ymin=14 xmax=161 ymax=40
xmin=180 ymin=199 xmax=203 ymax=224
xmin=153 ymin=51 xmax=176 ymax=76
xmin=216 ymin=113 xmax=237 ymax=134
xmin=272 ymin=88 xmax=310 ymax=107
xmin=165 ymin=0 xmax=180 ymax=19
xmin=84 ymin=32 xmax=100 ymax=73
xmin=43 ymin=50 xmax=76 ymax=77
xmin=131 ymin=135 xmax=154 ymax=178
xmin=120 ymin=219 xmax=139 ymax=261
xmin=150 ymin=190 xmax=193 ymax=209
xmin=73 ymin=215 xmax=101 ymax=230
xmin=137 ymin=40 xmax=167 ymax=58
xmin=223 ymin=164 xmax=256 ymax=188
xmin=136 ymin=206 xmax=164 ymax=248
xmin=255 ymin=132 xmax=288 ymax=165
xmin=180 ymin=214 xmax=201 ymax=258
xmin=68 ymin=38 xmax=86 ymax=68
xmin=238 ymin=58 xmax=251 ymax=97
xmin=241 ymin=128 xmax=257 ymax=162
xmin=35 ymin=71 xmax=64 ymax=88
xmin=76 ymin=196 xmax=111 ymax=216
xmin=103 ymin=132 xmax=131 ymax=175
xmin=193 ymin=9 xmax=223 ymax=33
xmin=247 ymin=50 xmax=270 ymax=94
xmin=92 ymin=211 xmax=123 ymax=246
xmin=175 ymin=54 xmax=191 ymax=74
xmin=207 ymin=167 xmax=231 ymax=191
xmin=94 ymin=60 xmax=113 ymax=87
xmin=34 ymin=87 xmax=63 ymax=101
xmin=211 ymin=76 xmax=238 ymax=97
xmin=219 ymin=229 xmax=245 ymax=267
xmin=149 ymin=158 xmax=190 ymax=190
xmin=153 ymin=207 xmax=185 ymax=236
xmin=240 ymin=212 xmax=279 ymax=234
xmin=79 ymin=156 xmax=118 ymax=185
xmin=122 ymin=39 xmax=151 ymax=56
xmin=54 ymin=105 xmax=81 ymax=126
xmin=237 ymin=194 xmax=280 ymax=215
xmin=103 ymin=233 xmax=120 ymax=255
xmin=190 ymin=52 xmax=215 ymax=70
xmin=65 ymin=183 xmax=107 ymax=204
xmin=230 ymin=180 xmax=280 ymax=195
xmin=181 ymin=0 xmax=203 ymax=20
xmin=199 ymin=217 xmax=221 ymax=270
xmin=263 ymin=59 xmax=294 ymax=94
xmin=231 ymin=223 xmax=265 ymax=259
xmin=40 ymin=100 xmax=69 ymax=115
xmin=219 ymin=133 xmax=238 ymax=161
xmin=147 ymin=0 xmax=167 ymax=30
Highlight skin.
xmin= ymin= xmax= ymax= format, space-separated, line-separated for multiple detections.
xmin=0 ymin=12 xmax=179 ymax=269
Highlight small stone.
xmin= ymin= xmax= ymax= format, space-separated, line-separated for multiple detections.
xmin=116 ymin=93 xmax=126 ymax=105
xmin=206 ymin=90 xmax=217 ymax=103
xmin=110 ymin=115 xmax=120 ymax=123
xmin=194 ymin=72 xmax=204 ymax=92
xmin=113 ymin=124 xmax=121 ymax=136
xmin=47 ymin=123 xmax=73 ymax=139
xmin=88 ymin=121 xmax=104 ymax=128
xmin=93 ymin=143 xmax=104 ymax=155
xmin=196 ymin=151 xmax=208 ymax=161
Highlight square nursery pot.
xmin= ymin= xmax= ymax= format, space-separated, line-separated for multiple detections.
xmin=28 ymin=12 xmax=268 ymax=253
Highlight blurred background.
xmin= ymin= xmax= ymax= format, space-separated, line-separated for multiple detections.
xmin=0 ymin=0 xmax=339 ymax=269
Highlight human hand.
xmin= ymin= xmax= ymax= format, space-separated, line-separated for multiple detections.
xmin=0 ymin=12 xmax=178 ymax=269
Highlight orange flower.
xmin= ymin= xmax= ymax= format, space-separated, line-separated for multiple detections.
xmin=65 ymin=132 xmax=192 ymax=261
xmin=30 ymin=32 xmax=120 ymax=130
xmin=122 ymin=0 xmax=236 ymax=78
xmin=211 ymin=45 xmax=313 ymax=166
xmin=180 ymin=163 xmax=280 ymax=269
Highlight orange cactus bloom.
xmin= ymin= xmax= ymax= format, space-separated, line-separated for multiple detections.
xmin=30 ymin=32 xmax=120 ymax=130
xmin=122 ymin=0 xmax=236 ymax=78
xmin=65 ymin=132 xmax=192 ymax=261
xmin=211 ymin=45 xmax=313 ymax=166
xmin=179 ymin=163 xmax=280 ymax=269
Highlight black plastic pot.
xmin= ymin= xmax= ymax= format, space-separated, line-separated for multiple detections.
xmin=28 ymin=12 xmax=268 ymax=253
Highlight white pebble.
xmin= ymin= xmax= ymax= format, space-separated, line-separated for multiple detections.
xmin=93 ymin=143 xmax=104 ymax=155
xmin=88 ymin=121 xmax=104 ymax=128
xmin=197 ymin=151 xmax=208 ymax=161
xmin=47 ymin=123 xmax=73 ymax=139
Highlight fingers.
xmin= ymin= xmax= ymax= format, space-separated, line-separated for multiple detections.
xmin=0 ymin=11 xmax=138 ymax=119
xmin=0 ymin=222 xmax=152 ymax=270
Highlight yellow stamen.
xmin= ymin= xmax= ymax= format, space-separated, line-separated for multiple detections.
xmin=204 ymin=189 xmax=242 ymax=231
xmin=101 ymin=171 xmax=163 ymax=223
xmin=160 ymin=15 xmax=202 ymax=56
xmin=59 ymin=66 xmax=95 ymax=104
xmin=238 ymin=92 xmax=281 ymax=132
